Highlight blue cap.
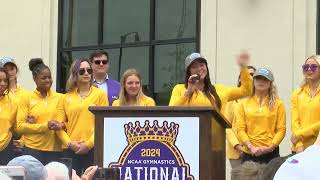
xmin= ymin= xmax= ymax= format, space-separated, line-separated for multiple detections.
xmin=253 ymin=68 xmax=274 ymax=81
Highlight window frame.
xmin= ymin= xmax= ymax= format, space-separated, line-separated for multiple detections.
xmin=56 ymin=0 xmax=201 ymax=99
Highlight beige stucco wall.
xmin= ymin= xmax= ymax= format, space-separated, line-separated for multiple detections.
xmin=201 ymin=0 xmax=317 ymax=179
xmin=0 ymin=0 xmax=58 ymax=90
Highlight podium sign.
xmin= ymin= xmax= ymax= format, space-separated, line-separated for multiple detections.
xmin=90 ymin=106 xmax=229 ymax=180
xmin=103 ymin=117 xmax=199 ymax=179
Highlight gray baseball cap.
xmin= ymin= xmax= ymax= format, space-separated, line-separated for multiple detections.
xmin=253 ymin=68 xmax=274 ymax=81
xmin=0 ymin=57 xmax=16 ymax=68
xmin=185 ymin=53 xmax=207 ymax=70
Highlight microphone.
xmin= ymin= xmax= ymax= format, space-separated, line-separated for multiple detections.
xmin=188 ymin=74 xmax=200 ymax=84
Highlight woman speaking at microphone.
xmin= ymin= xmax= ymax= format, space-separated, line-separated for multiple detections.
xmin=169 ymin=52 xmax=252 ymax=158
xmin=169 ymin=52 xmax=252 ymax=113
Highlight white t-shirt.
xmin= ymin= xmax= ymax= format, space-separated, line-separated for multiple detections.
xmin=274 ymin=145 xmax=320 ymax=180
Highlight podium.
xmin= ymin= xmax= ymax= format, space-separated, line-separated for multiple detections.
xmin=89 ymin=106 xmax=230 ymax=180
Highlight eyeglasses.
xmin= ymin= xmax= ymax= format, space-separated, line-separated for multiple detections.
xmin=93 ymin=60 xmax=108 ymax=65
xmin=302 ymin=64 xmax=319 ymax=72
xmin=78 ymin=68 xmax=93 ymax=75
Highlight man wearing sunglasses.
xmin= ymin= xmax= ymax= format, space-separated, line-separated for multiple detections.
xmin=89 ymin=50 xmax=120 ymax=105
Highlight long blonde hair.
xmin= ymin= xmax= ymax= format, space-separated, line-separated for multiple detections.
xmin=300 ymin=55 xmax=320 ymax=88
xmin=252 ymin=80 xmax=278 ymax=110
xmin=66 ymin=58 xmax=93 ymax=92
xmin=119 ymin=69 xmax=146 ymax=106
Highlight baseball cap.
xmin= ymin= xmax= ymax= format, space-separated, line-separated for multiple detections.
xmin=253 ymin=68 xmax=274 ymax=81
xmin=0 ymin=57 xmax=16 ymax=68
xmin=7 ymin=155 xmax=48 ymax=180
xmin=185 ymin=53 xmax=207 ymax=70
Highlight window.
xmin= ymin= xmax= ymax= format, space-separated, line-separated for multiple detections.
xmin=57 ymin=0 xmax=200 ymax=105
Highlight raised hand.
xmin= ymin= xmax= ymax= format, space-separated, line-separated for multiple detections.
xmin=237 ymin=51 xmax=250 ymax=68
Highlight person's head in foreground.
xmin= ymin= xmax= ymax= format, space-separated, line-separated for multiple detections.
xmin=7 ymin=155 xmax=47 ymax=180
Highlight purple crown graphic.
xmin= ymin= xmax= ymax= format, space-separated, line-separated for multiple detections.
xmin=124 ymin=120 xmax=179 ymax=145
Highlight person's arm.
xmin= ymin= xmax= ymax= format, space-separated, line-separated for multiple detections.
xmin=271 ymin=101 xmax=286 ymax=146
xmin=16 ymin=95 xmax=49 ymax=134
xmin=169 ymin=85 xmax=189 ymax=106
xmin=225 ymin=102 xmax=241 ymax=150
xmin=226 ymin=129 xmax=242 ymax=150
xmin=226 ymin=68 xmax=253 ymax=102
xmin=236 ymin=102 xmax=250 ymax=143
xmin=54 ymin=95 xmax=71 ymax=146
xmin=295 ymin=121 xmax=320 ymax=137
xmin=291 ymin=90 xmax=304 ymax=148
xmin=83 ymin=90 xmax=108 ymax=150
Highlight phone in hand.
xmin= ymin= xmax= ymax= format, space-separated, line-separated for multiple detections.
xmin=58 ymin=158 xmax=72 ymax=179
xmin=0 ymin=166 xmax=26 ymax=180
xmin=93 ymin=167 xmax=120 ymax=180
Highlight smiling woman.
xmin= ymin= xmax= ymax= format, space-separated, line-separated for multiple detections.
xmin=55 ymin=58 xmax=108 ymax=175
xmin=16 ymin=58 xmax=65 ymax=165
xmin=236 ymin=68 xmax=286 ymax=164
xmin=112 ymin=68 xmax=155 ymax=106
xmin=291 ymin=55 xmax=320 ymax=154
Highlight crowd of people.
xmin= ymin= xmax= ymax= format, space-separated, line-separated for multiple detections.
xmin=0 ymin=49 xmax=320 ymax=179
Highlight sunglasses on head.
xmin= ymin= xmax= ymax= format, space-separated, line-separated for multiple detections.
xmin=78 ymin=68 xmax=93 ymax=75
xmin=302 ymin=64 xmax=319 ymax=72
xmin=94 ymin=60 xmax=108 ymax=65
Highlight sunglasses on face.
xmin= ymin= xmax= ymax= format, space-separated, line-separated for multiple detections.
xmin=93 ymin=60 xmax=108 ymax=65
xmin=302 ymin=64 xmax=319 ymax=72
xmin=78 ymin=68 xmax=93 ymax=75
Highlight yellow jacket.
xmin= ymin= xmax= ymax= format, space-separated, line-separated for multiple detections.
xmin=225 ymin=101 xmax=241 ymax=159
xmin=8 ymin=85 xmax=29 ymax=143
xmin=16 ymin=90 xmax=64 ymax=152
xmin=56 ymin=86 xmax=108 ymax=149
xmin=169 ymin=68 xmax=252 ymax=151
xmin=168 ymin=68 xmax=252 ymax=113
xmin=8 ymin=85 xmax=29 ymax=104
xmin=0 ymin=95 xmax=17 ymax=151
xmin=291 ymin=85 xmax=320 ymax=151
xmin=236 ymin=96 xmax=286 ymax=154
xmin=112 ymin=95 xmax=155 ymax=106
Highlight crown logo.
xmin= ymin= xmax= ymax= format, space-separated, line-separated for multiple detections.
xmin=124 ymin=120 xmax=179 ymax=145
